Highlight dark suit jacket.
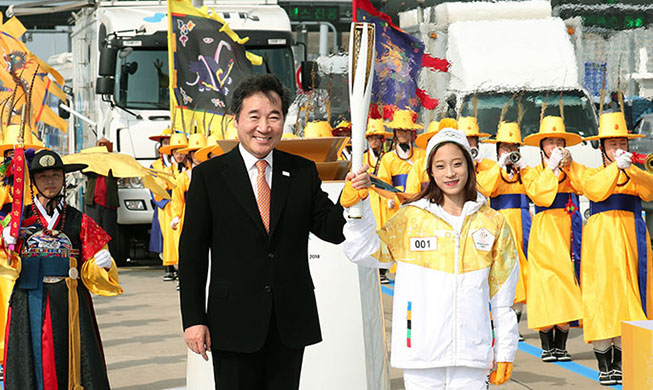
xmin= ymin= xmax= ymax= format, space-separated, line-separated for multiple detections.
xmin=179 ymin=147 xmax=345 ymax=353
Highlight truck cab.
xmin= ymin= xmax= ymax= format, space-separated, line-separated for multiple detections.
xmin=71 ymin=1 xmax=296 ymax=264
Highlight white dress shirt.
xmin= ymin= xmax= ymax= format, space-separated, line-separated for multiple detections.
xmin=239 ymin=143 xmax=273 ymax=202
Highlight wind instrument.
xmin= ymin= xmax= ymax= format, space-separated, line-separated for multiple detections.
xmin=632 ymin=152 xmax=653 ymax=173
xmin=557 ymin=147 xmax=572 ymax=168
xmin=348 ymin=22 xmax=376 ymax=218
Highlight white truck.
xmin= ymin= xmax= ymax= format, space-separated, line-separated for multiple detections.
xmin=400 ymin=0 xmax=601 ymax=219
xmin=65 ymin=0 xmax=297 ymax=264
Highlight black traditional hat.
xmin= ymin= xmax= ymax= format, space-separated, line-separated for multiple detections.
xmin=30 ymin=150 xmax=87 ymax=174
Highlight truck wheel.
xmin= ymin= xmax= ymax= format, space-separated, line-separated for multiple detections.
xmin=113 ymin=225 xmax=130 ymax=266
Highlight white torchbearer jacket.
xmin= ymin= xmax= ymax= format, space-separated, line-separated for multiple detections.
xmin=343 ymin=193 xmax=520 ymax=370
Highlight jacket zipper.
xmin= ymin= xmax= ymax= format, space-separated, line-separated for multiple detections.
xmin=453 ymin=229 xmax=460 ymax=365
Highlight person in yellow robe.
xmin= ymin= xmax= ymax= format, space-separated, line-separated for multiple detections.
xmin=521 ymin=115 xmax=586 ymax=362
xmin=0 ymin=125 xmax=44 ymax=378
xmin=406 ymin=119 xmax=448 ymax=194
xmin=580 ymin=111 xmax=653 ymax=386
xmin=377 ymin=110 xmax=426 ymax=195
xmin=480 ymin=121 xmax=531 ymax=341
xmin=148 ymin=128 xmax=177 ymax=280
xmin=157 ymin=132 xmax=189 ymax=275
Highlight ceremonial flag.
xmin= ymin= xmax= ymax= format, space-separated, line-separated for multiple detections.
xmin=167 ymin=0 xmax=262 ymax=134
xmin=354 ymin=0 xmax=449 ymax=118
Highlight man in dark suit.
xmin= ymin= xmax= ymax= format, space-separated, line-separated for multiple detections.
xmin=179 ymin=74 xmax=369 ymax=389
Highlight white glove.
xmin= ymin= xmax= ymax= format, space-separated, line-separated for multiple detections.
xmin=93 ymin=249 xmax=112 ymax=269
xmin=472 ymin=148 xmax=482 ymax=163
xmin=547 ymin=148 xmax=564 ymax=171
xmin=2 ymin=226 xmax=16 ymax=246
xmin=517 ymin=158 xmax=527 ymax=170
xmin=616 ymin=151 xmax=632 ymax=170
xmin=387 ymin=199 xmax=395 ymax=209
xmin=170 ymin=216 xmax=180 ymax=230
xmin=497 ymin=153 xmax=510 ymax=168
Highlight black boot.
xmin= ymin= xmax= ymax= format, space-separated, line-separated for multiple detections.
xmin=594 ymin=348 xmax=616 ymax=386
xmin=539 ymin=329 xmax=556 ymax=362
xmin=516 ymin=312 xmax=524 ymax=342
xmin=611 ymin=346 xmax=622 ymax=384
xmin=553 ymin=326 xmax=572 ymax=361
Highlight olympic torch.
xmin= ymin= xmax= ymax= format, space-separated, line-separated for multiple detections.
xmin=348 ymin=22 xmax=375 ymax=218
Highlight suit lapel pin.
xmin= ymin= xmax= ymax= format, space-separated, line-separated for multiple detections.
xmin=282 ymin=170 xmax=290 ymax=177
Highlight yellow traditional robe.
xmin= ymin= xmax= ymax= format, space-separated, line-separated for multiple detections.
xmin=170 ymin=168 xmax=192 ymax=256
xmin=522 ymin=162 xmax=586 ymax=329
xmin=580 ymin=163 xmax=653 ymax=342
xmin=377 ymin=147 xmax=426 ymax=194
xmin=481 ymin=164 xmax=533 ymax=304
xmin=151 ymin=159 xmax=180 ymax=266
xmin=364 ymin=150 xmax=390 ymax=230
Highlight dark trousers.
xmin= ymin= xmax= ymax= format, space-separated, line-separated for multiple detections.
xmin=86 ymin=203 xmax=118 ymax=256
xmin=211 ymin=311 xmax=305 ymax=390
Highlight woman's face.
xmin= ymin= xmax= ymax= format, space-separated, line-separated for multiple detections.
xmin=541 ymin=137 xmax=565 ymax=158
xmin=603 ymin=137 xmax=628 ymax=161
xmin=430 ymin=143 xmax=469 ymax=198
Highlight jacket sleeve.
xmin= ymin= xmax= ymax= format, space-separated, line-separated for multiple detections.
xmin=309 ymin=162 xmax=346 ymax=244
xmin=342 ymin=198 xmax=393 ymax=269
xmin=582 ymin=163 xmax=620 ymax=202
xmin=476 ymin=159 xmax=501 ymax=198
xmin=490 ymin=217 xmax=520 ymax=363
xmin=179 ymin=166 xmax=212 ymax=329
xmin=522 ymin=166 xmax=558 ymax=207
xmin=627 ymin=165 xmax=653 ymax=202
xmin=405 ymin=162 xmax=422 ymax=194
xmin=81 ymin=244 xmax=123 ymax=297
xmin=567 ymin=161 xmax=587 ymax=195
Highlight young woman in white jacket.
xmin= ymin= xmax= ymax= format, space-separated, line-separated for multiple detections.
xmin=342 ymin=128 xmax=520 ymax=390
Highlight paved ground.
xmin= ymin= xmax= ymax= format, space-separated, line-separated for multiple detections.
xmin=85 ymin=265 xmax=622 ymax=389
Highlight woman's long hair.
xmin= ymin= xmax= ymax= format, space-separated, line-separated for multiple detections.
xmin=410 ymin=142 xmax=477 ymax=205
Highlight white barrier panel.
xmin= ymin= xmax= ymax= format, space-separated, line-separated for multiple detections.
xmin=186 ymin=181 xmax=390 ymax=389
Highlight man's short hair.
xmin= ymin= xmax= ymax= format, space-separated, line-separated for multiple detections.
xmin=230 ymin=74 xmax=291 ymax=120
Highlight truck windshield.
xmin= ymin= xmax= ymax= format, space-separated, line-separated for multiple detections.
xmin=459 ymin=90 xmax=598 ymax=139
xmin=114 ymin=46 xmax=296 ymax=110
xmin=248 ymin=46 xmax=297 ymax=96
xmin=115 ymin=48 xmax=169 ymax=110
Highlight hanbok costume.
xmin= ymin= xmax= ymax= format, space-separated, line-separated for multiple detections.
xmin=0 ymin=150 xmax=123 ymax=390
xmin=158 ymin=133 xmax=189 ymax=267
xmin=405 ymin=121 xmax=441 ymax=194
xmin=363 ymin=119 xmax=392 ymax=230
xmin=343 ymin=129 xmax=519 ymax=390
xmin=148 ymin=128 xmax=173 ymax=254
xmin=480 ymin=122 xmax=531 ymax=305
xmin=377 ymin=110 xmax=425 ymax=195
xmin=170 ymin=134 xmax=207 ymax=246
xmin=580 ymin=112 xmax=653 ymax=385
xmin=521 ymin=116 xmax=585 ymax=361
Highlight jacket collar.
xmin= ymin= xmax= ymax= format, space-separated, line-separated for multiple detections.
xmin=408 ymin=192 xmax=487 ymax=230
